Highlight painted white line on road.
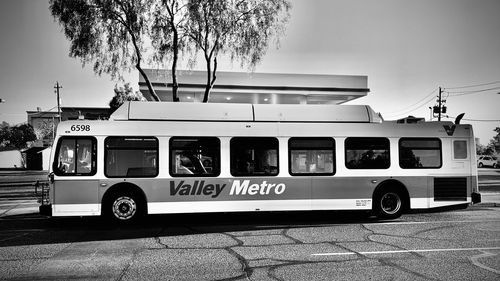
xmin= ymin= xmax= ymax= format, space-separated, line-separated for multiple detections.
xmin=312 ymin=247 xmax=500 ymax=256
xmin=364 ymin=220 xmax=500 ymax=226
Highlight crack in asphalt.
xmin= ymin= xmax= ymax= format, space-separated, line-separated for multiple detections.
xmin=412 ymin=224 xmax=458 ymax=238
xmin=115 ymin=250 xmax=139 ymax=281
xmin=281 ymin=228 xmax=304 ymax=244
xmin=218 ymin=247 xmax=252 ymax=281
xmin=153 ymin=236 xmax=169 ymax=249
xmin=379 ymin=259 xmax=439 ymax=281
xmin=469 ymin=250 xmax=500 ymax=275
xmin=361 ymin=223 xmax=425 ymax=259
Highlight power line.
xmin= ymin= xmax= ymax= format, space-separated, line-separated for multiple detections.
xmin=384 ymin=88 xmax=438 ymax=117
xmin=446 ymin=116 xmax=500 ymax=122
xmin=384 ymin=95 xmax=436 ymax=119
xmin=445 ymin=86 xmax=500 ymax=96
xmin=462 ymin=118 xmax=500 ymax=122
xmin=444 ymin=80 xmax=500 ymax=90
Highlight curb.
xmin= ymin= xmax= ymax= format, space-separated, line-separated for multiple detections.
xmin=474 ymin=203 xmax=500 ymax=207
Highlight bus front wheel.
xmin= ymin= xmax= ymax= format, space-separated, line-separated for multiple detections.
xmin=106 ymin=192 xmax=144 ymax=223
xmin=374 ymin=188 xmax=404 ymax=219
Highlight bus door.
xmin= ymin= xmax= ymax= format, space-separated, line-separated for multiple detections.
xmin=52 ymin=137 xmax=99 ymax=215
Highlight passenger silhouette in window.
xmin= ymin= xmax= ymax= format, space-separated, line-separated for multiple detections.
xmin=175 ymin=154 xmax=193 ymax=174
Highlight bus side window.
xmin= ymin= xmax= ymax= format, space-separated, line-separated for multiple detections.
xmin=169 ymin=137 xmax=220 ymax=177
xmin=345 ymin=138 xmax=390 ymax=169
xmin=105 ymin=137 xmax=158 ymax=178
xmin=399 ymin=138 xmax=441 ymax=169
xmin=230 ymin=137 xmax=279 ymax=176
xmin=289 ymin=138 xmax=335 ymax=175
xmin=54 ymin=137 xmax=96 ymax=176
xmin=453 ymin=140 xmax=468 ymax=160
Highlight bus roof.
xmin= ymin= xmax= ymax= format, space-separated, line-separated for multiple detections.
xmin=110 ymin=102 xmax=384 ymax=123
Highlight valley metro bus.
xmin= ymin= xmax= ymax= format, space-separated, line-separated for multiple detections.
xmin=39 ymin=102 xmax=481 ymax=222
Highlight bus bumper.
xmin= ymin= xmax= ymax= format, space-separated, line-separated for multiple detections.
xmin=39 ymin=204 xmax=52 ymax=216
xmin=472 ymin=192 xmax=481 ymax=204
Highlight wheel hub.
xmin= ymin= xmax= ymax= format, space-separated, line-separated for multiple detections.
xmin=112 ymin=196 xmax=137 ymax=220
xmin=380 ymin=192 xmax=401 ymax=215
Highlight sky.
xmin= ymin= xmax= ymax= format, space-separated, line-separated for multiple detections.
xmin=0 ymin=0 xmax=499 ymax=144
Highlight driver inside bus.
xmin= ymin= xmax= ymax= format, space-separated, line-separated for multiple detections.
xmin=58 ymin=145 xmax=74 ymax=173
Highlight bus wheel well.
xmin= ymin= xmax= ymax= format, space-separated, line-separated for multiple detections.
xmin=373 ymin=180 xmax=410 ymax=218
xmin=101 ymin=183 xmax=148 ymax=217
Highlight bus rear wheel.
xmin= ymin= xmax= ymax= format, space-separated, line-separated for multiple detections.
xmin=374 ymin=189 xmax=404 ymax=219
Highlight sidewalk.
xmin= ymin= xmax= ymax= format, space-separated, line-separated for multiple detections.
xmin=480 ymin=193 xmax=500 ymax=207
xmin=0 ymin=199 xmax=40 ymax=218
xmin=0 ymin=170 xmax=47 ymax=218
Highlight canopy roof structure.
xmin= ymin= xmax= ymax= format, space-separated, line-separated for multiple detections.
xmin=139 ymin=69 xmax=370 ymax=105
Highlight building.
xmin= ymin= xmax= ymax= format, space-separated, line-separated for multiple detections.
xmin=139 ymin=69 xmax=370 ymax=104
xmin=60 ymin=107 xmax=111 ymax=121
xmin=26 ymin=108 xmax=59 ymax=147
xmin=27 ymin=107 xmax=110 ymax=147
xmin=23 ymin=107 xmax=109 ymax=170
xmin=0 ymin=148 xmax=23 ymax=169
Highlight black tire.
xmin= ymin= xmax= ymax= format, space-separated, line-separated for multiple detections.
xmin=493 ymin=163 xmax=497 ymax=168
xmin=374 ymin=188 xmax=404 ymax=219
xmin=106 ymin=191 xmax=144 ymax=223
xmin=478 ymin=162 xmax=483 ymax=168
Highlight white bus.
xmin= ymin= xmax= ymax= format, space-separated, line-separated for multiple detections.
xmin=39 ymin=102 xmax=481 ymax=222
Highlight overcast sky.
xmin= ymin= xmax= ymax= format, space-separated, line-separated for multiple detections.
xmin=0 ymin=0 xmax=499 ymax=144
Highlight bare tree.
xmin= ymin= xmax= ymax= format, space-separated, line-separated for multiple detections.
xmin=186 ymin=0 xmax=291 ymax=102
xmin=151 ymin=0 xmax=191 ymax=102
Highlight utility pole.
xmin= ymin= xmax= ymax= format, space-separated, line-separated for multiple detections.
xmin=438 ymin=87 xmax=442 ymax=121
xmin=432 ymin=87 xmax=446 ymax=121
xmin=54 ymin=81 xmax=62 ymax=122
